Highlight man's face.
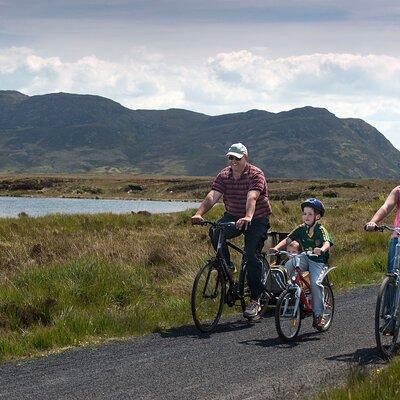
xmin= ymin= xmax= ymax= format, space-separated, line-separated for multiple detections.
xmin=228 ymin=155 xmax=247 ymax=171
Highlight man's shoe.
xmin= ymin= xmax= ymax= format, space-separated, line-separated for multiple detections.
xmin=313 ymin=316 xmax=326 ymax=331
xmin=243 ymin=300 xmax=261 ymax=318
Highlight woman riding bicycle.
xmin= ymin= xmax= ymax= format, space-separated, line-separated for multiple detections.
xmin=365 ymin=186 xmax=400 ymax=273
xmin=270 ymin=198 xmax=333 ymax=330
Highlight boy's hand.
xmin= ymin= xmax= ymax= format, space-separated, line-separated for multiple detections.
xmin=313 ymin=247 xmax=323 ymax=255
xmin=269 ymin=247 xmax=279 ymax=254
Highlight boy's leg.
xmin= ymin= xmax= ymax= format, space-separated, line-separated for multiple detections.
xmin=308 ymin=260 xmax=328 ymax=318
xmin=283 ymin=254 xmax=309 ymax=278
xmin=209 ymin=213 xmax=241 ymax=265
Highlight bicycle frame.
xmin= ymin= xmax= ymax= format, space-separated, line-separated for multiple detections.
xmin=389 ymin=233 xmax=400 ymax=330
xmin=215 ymin=223 xmax=245 ymax=287
xmin=200 ymin=220 xmax=278 ymax=305
xmin=274 ymin=250 xmax=335 ymax=318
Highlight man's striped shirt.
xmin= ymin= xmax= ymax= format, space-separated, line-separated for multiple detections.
xmin=211 ymin=163 xmax=272 ymax=219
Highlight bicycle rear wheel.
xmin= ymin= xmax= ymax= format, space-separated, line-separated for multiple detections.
xmin=275 ymin=289 xmax=301 ymax=342
xmin=191 ymin=260 xmax=226 ymax=333
xmin=375 ymin=276 xmax=399 ymax=359
xmin=238 ymin=263 xmax=250 ymax=313
xmin=318 ymin=282 xmax=334 ymax=332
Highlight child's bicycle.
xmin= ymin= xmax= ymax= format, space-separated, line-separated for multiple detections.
xmin=191 ymin=221 xmax=288 ymax=333
xmin=368 ymin=225 xmax=400 ymax=359
xmin=271 ymin=250 xmax=335 ymax=342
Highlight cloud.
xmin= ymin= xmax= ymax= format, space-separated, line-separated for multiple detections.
xmin=0 ymin=46 xmax=399 ymax=148
xmin=3 ymin=0 xmax=398 ymax=24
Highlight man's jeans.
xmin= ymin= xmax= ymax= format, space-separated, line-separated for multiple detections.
xmin=284 ymin=254 xmax=327 ymax=317
xmin=209 ymin=213 xmax=269 ymax=301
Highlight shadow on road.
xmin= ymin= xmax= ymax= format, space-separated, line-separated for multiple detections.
xmin=239 ymin=330 xmax=321 ymax=349
xmin=158 ymin=317 xmax=255 ymax=340
xmin=326 ymin=346 xmax=386 ymax=365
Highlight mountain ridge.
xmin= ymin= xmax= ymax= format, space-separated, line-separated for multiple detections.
xmin=0 ymin=90 xmax=398 ymax=178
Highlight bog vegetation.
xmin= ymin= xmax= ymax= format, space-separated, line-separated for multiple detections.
xmin=0 ymin=177 xmax=397 ymax=373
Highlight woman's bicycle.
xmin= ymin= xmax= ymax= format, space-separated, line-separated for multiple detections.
xmin=272 ymin=250 xmax=335 ymax=342
xmin=191 ymin=221 xmax=287 ymax=333
xmin=369 ymin=225 xmax=400 ymax=359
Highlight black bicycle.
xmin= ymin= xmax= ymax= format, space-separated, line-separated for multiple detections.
xmin=369 ymin=225 xmax=400 ymax=359
xmin=191 ymin=221 xmax=287 ymax=333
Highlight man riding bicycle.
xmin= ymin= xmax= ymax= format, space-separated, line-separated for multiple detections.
xmin=191 ymin=143 xmax=272 ymax=319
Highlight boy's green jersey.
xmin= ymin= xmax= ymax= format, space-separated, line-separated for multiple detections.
xmin=288 ymin=222 xmax=333 ymax=263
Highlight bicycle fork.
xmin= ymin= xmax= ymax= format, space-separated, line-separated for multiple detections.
xmin=282 ymin=285 xmax=302 ymax=317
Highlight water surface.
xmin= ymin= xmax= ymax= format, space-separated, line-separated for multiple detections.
xmin=0 ymin=196 xmax=200 ymax=218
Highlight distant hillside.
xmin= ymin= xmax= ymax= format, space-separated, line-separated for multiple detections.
xmin=0 ymin=90 xmax=399 ymax=178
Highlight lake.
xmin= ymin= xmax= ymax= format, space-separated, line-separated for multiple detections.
xmin=0 ymin=196 xmax=200 ymax=218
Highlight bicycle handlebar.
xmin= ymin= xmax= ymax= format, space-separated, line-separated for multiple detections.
xmin=194 ymin=220 xmax=236 ymax=229
xmin=365 ymin=225 xmax=400 ymax=234
xmin=268 ymin=250 xmax=318 ymax=257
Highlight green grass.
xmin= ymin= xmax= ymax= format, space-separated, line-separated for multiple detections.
xmin=0 ymin=189 xmax=398 ymax=400
xmin=0 ymin=197 xmax=393 ymax=362
xmin=0 ymin=259 xmax=194 ymax=360
xmin=318 ymin=358 xmax=400 ymax=399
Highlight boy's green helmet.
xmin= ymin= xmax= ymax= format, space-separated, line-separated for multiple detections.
xmin=301 ymin=198 xmax=325 ymax=217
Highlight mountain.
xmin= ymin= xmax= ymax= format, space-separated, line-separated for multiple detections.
xmin=0 ymin=90 xmax=399 ymax=178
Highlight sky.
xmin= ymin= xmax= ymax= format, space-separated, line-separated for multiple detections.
xmin=0 ymin=0 xmax=399 ymax=149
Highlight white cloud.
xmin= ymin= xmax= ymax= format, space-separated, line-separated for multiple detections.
xmin=0 ymin=46 xmax=399 ymax=149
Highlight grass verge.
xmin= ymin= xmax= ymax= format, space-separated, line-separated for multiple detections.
xmin=318 ymin=358 xmax=400 ymax=399
xmin=0 ymin=197 xmax=394 ymax=364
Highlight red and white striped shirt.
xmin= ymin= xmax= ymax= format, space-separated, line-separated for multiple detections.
xmin=211 ymin=163 xmax=272 ymax=219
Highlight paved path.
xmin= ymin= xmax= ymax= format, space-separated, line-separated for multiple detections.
xmin=0 ymin=285 xmax=387 ymax=400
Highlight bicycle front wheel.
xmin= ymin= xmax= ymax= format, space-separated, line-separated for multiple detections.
xmin=375 ymin=276 xmax=399 ymax=359
xmin=191 ymin=260 xmax=226 ymax=333
xmin=275 ymin=289 xmax=301 ymax=342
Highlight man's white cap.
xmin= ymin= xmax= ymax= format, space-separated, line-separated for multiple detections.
xmin=226 ymin=143 xmax=248 ymax=159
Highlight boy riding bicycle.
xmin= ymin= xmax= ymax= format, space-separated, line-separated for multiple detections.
xmin=270 ymin=198 xmax=333 ymax=330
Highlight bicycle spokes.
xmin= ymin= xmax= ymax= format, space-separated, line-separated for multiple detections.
xmin=191 ymin=262 xmax=225 ymax=332
xmin=375 ymin=277 xmax=399 ymax=359
xmin=202 ymin=268 xmax=220 ymax=299
xmin=275 ymin=290 xmax=302 ymax=342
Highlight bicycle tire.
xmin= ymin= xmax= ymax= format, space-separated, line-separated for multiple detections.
xmin=238 ymin=262 xmax=250 ymax=313
xmin=275 ymin=289 xmax=301 ymax=342
xmin=375 ymin=276 xmax=400 ymax=359
xmin=191 ymin=260 xmax=226 ymax=333
xmin=317 ymin=283 xmax=335 ymax=332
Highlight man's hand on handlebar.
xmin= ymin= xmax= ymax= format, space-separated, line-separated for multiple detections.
xmin=236 ymin=216 xmax=252 ymax=230
xmin=191 ymin=214 xmax=205 ymax=225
